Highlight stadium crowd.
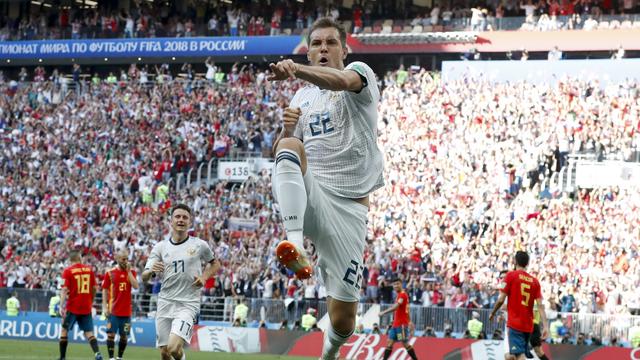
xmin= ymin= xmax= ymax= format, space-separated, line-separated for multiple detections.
xmin=2 ymin=0 xmax=640 ymax=41
xmin=0 ymin=63 xmax=639 ymax=331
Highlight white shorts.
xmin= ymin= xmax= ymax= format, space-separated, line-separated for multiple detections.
xmin=274 ymin=166 xmax=368 ymax=302
xmin=155 ymin=299 xmax=198 ymax=347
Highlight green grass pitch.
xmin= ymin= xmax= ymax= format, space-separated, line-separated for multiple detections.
xmin=0 ymin=339 xmax=315 ymax=360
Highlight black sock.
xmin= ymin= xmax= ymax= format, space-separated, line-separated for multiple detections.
xmin=107 ymin=336 xmax=115 ymax=358
xmin=406 ymin=345 xmax=418 ymax=360
xmin=118 ymin=337 xmax=128 ymax=358
xmin=539 ymin=355 xmax=549 ymax=360
xmin=88 ymin=336 xmax=100 ymax=354
xmin=59 ymin=336 xmax=68 ymax=359
xmin=383 ymin=347 xmax=392 ymax=360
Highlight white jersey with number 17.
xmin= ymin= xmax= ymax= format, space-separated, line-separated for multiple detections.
xmin=144 ymin=236 xmax=214 ymax=305
xmin=291 ymin=61 xmax=384 ymax=199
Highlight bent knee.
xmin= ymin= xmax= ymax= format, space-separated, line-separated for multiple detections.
xmin=275 ymin=138 xmax=307 ymax=173
xmin=330 ymin=314 xmax=356 ymax=335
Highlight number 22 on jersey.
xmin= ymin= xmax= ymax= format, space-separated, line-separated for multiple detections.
xmin=309 ymin=111 xmax=334 ymax=136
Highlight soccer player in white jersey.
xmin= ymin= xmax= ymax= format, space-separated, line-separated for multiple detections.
xmin=268 ymin=17 xmax=384 ymax=360
xmin=142 ymin=204 xmax=220 ymax=360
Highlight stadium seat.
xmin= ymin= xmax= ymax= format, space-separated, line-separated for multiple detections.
xmin=373 ymin=20 xmax=384 ymax=28
xmin=373 ymin=25 xmax=383 ymax=33
xmin=363 ymin=26 xmax=373 ymax=33
xmin=402 ymin=25 xmax=413 ymax=32
xmin=381 ymin=25 xmax=392 ymax=34
xmin=283 ymin=28 xmax=292 ymax=35
xmin=293 ymin=28 xmax=303 ymax=35
xmin=423 ymin=25 xmax=434 ymax=32
xmin=383 ymin=19 xmax=393 ymax=27
xmin=392 ymin=25 xmax=403 ymax=33
xmin=633 ymin=21 xmax=640 ymax=28
xmin=620 ymin=20 xmax=632 ymax=29
xmin=412 ymin=25 xmax=423 ymax=33
xmin=597 ymin=21 xmax=609 ymax=29
xmin=609 ymin=20 xmax=620 ymax=29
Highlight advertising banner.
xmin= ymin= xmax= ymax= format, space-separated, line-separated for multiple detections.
xmin=346 ymin=29 xmax=640 ymax=53
xmin=287 ymin=333 xmax=638 ymax=360
xmin=575 ymin=161 xmax=640 ymax=188
xmin=190 ymin=326 xmax=261 ymax=353
xmin=442 ymin=59 xmax=640 ymax=84
xmin=217 ymin=159 xmax=273 ymax=182
xmin=0 ymin=313 xmax=155 ymax=347
xmin=0 ymin=36 xmax=306 ymax=59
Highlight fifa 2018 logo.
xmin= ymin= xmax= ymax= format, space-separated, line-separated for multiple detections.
xmin=343 ymin=334 xmax=417 ymax=360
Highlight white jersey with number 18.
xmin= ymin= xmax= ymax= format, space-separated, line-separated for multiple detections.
xmin=291 ymin=61 xmax=384 ymax=199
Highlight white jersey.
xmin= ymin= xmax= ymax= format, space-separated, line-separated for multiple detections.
xmin=292 ymin=61 xmax=384 ymax=198
xmin=144 ymin=236 xmax=214 ymax=305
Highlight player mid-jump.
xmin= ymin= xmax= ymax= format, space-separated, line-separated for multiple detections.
xmin=269 ymin=17 xmax=384 ymax=360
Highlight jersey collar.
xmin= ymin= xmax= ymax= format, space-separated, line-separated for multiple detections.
xmin=168 ymin=234 xmax=190 ymax=246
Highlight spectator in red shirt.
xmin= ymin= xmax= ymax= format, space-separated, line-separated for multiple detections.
xmin=366 ymin=264 xmax=380 ymax=303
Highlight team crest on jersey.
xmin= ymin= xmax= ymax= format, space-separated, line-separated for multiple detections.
xmin=187 ymin=247 xmax=197 ymax=256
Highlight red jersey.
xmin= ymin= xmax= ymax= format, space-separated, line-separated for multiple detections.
xmin=102 ymin=268 xmax=136 ymax=317
xmin=501 ymin=269 xmax=542 ymax=333
xmin=62 ymin=263 xmax=97 ymax=315
xmin=392 ymin=291 xmax=410 ymax=327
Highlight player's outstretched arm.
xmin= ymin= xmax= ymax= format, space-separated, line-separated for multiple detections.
xmin=268 ymin=60 xmax=363 ymax=92
xmin=379 ymin=303 xmax=399 ymax=317
xmin=489 ymin=292 xmax=507 ymax=321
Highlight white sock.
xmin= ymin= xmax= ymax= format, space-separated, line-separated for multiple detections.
xmin=321 ymin=323 xmax=353 ymax=360
xmin=274 ymin=149 xmax=306 ymax=250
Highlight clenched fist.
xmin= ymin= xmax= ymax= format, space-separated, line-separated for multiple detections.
xmin=283 ymin=107 xmax=302 ymax=137
xmin=151 ymin=261 xmax=165 ymax=274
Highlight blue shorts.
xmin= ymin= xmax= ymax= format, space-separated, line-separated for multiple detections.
xmin=508 ymin=327 xmax=532 ymax=356
xmin=62 ymin=312 xmax=94 ymax=333
xmin=388 ymin=326 xmax=409 ymax=343
xmin=106 ymin=315 xmax=131 ymax=336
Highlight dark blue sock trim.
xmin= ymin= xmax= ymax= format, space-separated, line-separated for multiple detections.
xmin=276 ymin=152 xmax=301 ymax=167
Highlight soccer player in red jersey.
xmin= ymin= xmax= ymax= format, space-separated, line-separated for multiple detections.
xmin=58 ymin=250 xmax=103 ymax=360
xmin=490 ymin=251 xmax=550 ymax=360
xmin=379 ymin=278 xmax=419 ymax=360
xmin=102 ymin=249 xmax=139 ymax=360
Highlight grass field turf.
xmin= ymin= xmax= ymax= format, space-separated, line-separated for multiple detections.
xmin=0 ymin=339 xmax=315 ymax=360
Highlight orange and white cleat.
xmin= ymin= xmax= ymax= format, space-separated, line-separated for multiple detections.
xmin=276 ymin=241 xmax=313 ymax=279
